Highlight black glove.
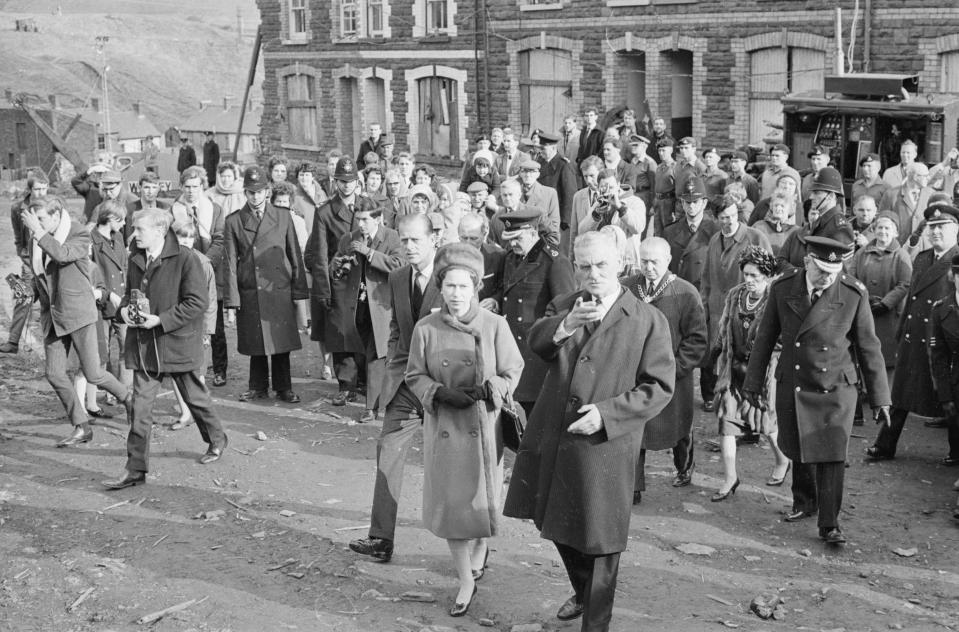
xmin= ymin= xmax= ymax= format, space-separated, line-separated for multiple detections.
xmin=461 ymin=383 xmax=492 ymax=403
xmin=870 ymin=297 xmax=889 ymax=315
xmin=434 ymin=386 xmax=476 ymax=409
xmin=560 ymin=222 xmax=569 ymax=231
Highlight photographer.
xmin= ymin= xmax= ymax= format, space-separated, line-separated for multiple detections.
xmin=103 ymin=207 xmax=228 ymax=490
xmin=575 ymin=169 xmax=646 ymax=238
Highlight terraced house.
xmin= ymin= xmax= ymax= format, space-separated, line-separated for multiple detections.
xmin=256 ymin=0 xmax=959 ymax=170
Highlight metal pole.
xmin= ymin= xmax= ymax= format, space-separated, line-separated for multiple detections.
xmin=96 ymin=36 xmax=113 ymax=153
xmin=472 ymin=0 xmax=482 ymax=135
xmin=234 ymin=26 xmax=263 ymax=161
xmin=863 ymin=0 xmax=872 ymax=73
xmin=481 ymin=0 xmax=491 ymax=132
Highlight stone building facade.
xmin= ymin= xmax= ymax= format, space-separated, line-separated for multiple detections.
xmin=256 ymin=0 xmax=959 ymax=169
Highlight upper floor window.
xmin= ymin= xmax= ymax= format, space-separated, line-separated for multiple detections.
xmin=412 ymin=0 xmax=455 ymax=37
xmin=291 ymin=0 xmax=308 ymax=36
xmin=341 ymin=0 xmax=359 ymax=36
xmin=368 ymin=0 xmax=384 ymax=34
xmin=426 ymin=0 xmax=448 ymax=32
xmin=334 ymin=0 xmax=390 ymax=40
xmin=284 ymin=0 xmax=312 ymax=43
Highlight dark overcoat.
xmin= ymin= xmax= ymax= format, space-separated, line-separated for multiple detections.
xmin=223 ymin=203 xmax=308 ymax=356
xmin=929 ymin=293 xmax=959 ymax=406
xmin=332 ymin=226 xmax=403 ymax=357
xmin=744 ymin=269 xmax=890 ymax=463
xmin=494 ymin=240 xmax=575 ymax=402
xmin=89 ymin=229 xmax=128 ymax=320
xmin=662 ymin=216 xmax=718 ymax=292
xmin=380 ymin=265 xmax=444 ymax=406
xmin=890 ymin=245 xmax=959 ymax=416
xmin=124 ymin=231 xmax=208 ymax=373
xmin=845 ymin=239 xmax=912 ymax=367
xmin=503 ymin=288 xmax=675 ymax=555
xmin=623 ymin=274 xmax=707 ymax=449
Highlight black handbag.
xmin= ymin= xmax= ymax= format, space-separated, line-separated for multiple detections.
xmin=499 ymin=393 xmax=526 ymax=453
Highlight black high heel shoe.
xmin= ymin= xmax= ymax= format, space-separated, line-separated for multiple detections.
xmin=450 ymin=585 xmax=477 ymax=617
xmin=471 ymin=545 xmax=490 ymax=581
xmin=711 ymin=479 xmax=740 ymax=502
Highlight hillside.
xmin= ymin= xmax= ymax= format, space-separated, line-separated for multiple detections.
xmin=0 ymin=0 xmax=262 ymax=131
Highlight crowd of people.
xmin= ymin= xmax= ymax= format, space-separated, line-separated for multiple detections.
xmin=5 ymin=107 xmax=959 ymax=632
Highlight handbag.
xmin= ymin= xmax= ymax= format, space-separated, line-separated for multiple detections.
xmin=499 ymin=392 xmax=526 ymax=453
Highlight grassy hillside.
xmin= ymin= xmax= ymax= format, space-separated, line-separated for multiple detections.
xmin=0 ymin=0 xmax=262 ymax=131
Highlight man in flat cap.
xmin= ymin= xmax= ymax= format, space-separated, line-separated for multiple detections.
xmin=745 ymin=229 xmax=890 ymax=544
xmin=517 ymin=159 xmax=561 ymax=249
xmin=490 ymin=206 xmax=574 ymax=415
xmin=537 ymin=131 xmax=579 ymax=251
xmin=867 ymin=202 xmax=959 ymax=461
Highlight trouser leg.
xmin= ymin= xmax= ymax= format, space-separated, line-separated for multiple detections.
xmin=211 ymin=300 xmax=227 ymax=376
xmin=126 ymin=370 xmax=162 ymax=473
xmin=700 ymin=365 xmax=717 ymax=402
xmin=673 ymin=430 xmax=695 ymax=475
xmin=815 ymin=461 xmax=845 ymax=530
xmin=554 ymin=542 xmax=589 ymax=603
xmin=791 ymin=461 xmax=818 ymax=514
xmin=270 ymin=352 xmax=291 ymax=392
xmin=946 ymin=411 xmax=959 ymax=459
xmin=44 ymin=334 xmax=85 ymax=425
xmin=634 ymin=449 xmax=646 ymax=492
xmin=249 ymin=355 xmax=269 ymax=391
xmin=171 ymin=371 xmax=226 ymax=449
xmin=369 ymin=385 xmax=423 ymax=541
xmin=72 ymin=322 xmax=127 ymax=400
xmin=874 ymin=406 xmax=908 ymax=456
xmin=581 ymin=552 xmax=620 ymax=632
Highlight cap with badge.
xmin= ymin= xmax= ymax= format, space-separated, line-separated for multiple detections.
xmin=500 ymin=206 xmax=543 ymax=239
xmin=333 ymin=157 xmax=359 ymax=182
xmin=702 ymin=147 xmax=720 ymax=158
xmin=519 ymin=159 xmax=541 ymax=172
xmin=656 ymin=137 xmax=675 ymax=149
xmin=466 ymin=181 xmax=489 ymax=194
xmin=729 ymin=150 xmax=749 ymax=162
xmin=808 ymin=166 xmax=843 ymax=195
xmin=629 ymin=133 xmax=651 ymax=145
xmin=807 ymin=145 xmax=828 ymax=159
xmin=924 ymin=202 xmax=959 ymax=225
xmin=805 ymin=233 xmax=854 ymax=273
xmin=859 ymin=153 xmax=881 ymax=166
xmin=380 ymin=133 xmax=395 ymax=146
xmin=242 ymin=165 xmax=269 ymax=191
xmin=679 ymin=177 xmax=707 ymax=202
xmin=677 ymin=136 xmax=696 ymax=148
xmin=538 ymin=131 xmax=559 ymax=145
xmin=771 ymin=143 xmax=791 ymax=155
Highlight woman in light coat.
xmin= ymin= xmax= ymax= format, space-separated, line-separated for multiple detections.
xmin=406 ymin=243 xmax=524 ymax=617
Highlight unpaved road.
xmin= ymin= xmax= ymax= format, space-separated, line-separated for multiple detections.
xmin=0 ymin=196 xmax=958 ymax=631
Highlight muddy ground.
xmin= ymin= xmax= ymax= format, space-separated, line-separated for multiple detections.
xmin=0 ymin=196 xmax=958 ymax=632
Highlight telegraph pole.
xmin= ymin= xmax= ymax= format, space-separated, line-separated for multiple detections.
xmin=95 ymin=35 xmax=112 ymax=153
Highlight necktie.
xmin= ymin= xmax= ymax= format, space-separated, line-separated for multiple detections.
xmin=191 ymin=205 xmax=200 ymax=239
xmin=146 ymin=255 xmax=155 ymax=269
xmin=411 ymin=271 xmax=425 ymax=315
xmin=810 ymin=289 xmax=822 ymax=305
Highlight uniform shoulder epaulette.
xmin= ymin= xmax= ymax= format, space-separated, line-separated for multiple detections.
xmin=932 ymin=298 xmax=944 ymax=308
xmin=544 ymin=245 xmax=560 ymax=258
xmin=561 ymin=156 xmax=570 ymax=163
xmin=771 ymin=267 xmax=799 ymax=285
xmin=840 ymin=274 xmax=867 ymax=294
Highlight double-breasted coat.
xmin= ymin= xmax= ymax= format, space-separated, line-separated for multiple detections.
xmin=845 ymin=239 xmax=912 ymax=367
xmin=744 ymin=269 xmax=890 ymax=463
xmin=890 ymin=245 xmax=959 ymax=416
xmin=405 ymin=306 xmax=523 ymax=539
xmin=493 ymin=240 xmax=575 ymax=402
xmin=223 ymin=203 xmax=308 ymax=357
xmin=702 ymin=224 xmax=772 ymax=348
xmin=537 ymin=154 xmax=578 ymax=231
xmin=929 ymin=293 xmax=959 ymax=406
xmin=89 ymin=228 xmax=127 ymax=320
xmin=623 ymin=274 xmax=707 ymax=449
xmin=662 ymin=216 xmax=718 ymax=293
xmin=332 ymin=226 xmax=403 ymax=357
xmin=503 ymin=289 xmax=675 ymax=555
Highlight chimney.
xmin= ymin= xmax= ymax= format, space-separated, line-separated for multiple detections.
xmin=132 ymin=100 xmax=141 ymax=117
xmin=48 ymin=94 xmax=58 ymax=109
xmin=223 ymin=96 xmax=231 ymax=111
xmin=198 ymin=99 xmax=211 ymax=111
xmin=90 ymin=97 xmax=100 ymax=112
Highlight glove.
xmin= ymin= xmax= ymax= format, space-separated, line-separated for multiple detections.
xmin=943 ymin=401 xmax=957 ymax=419
xmin=870 ymin=298 xmax=889 ymax=315
xmin=742 ymin=389 xmax=766 ymax=411
xmin=434 ymin=386 xmax=476 ymax=409
xmin=461 ymin=383 xmax=492 ymax=403
xmin=560 ymin=222 xmax=569 ymax=231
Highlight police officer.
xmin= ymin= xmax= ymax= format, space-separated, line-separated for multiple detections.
xmin=744 ymin=232 xmax=891 ymax=544
xmin=867 ymin=203 xmax=959 ymax=460
xmin=653 ymin=137 xmax=678 ymax=235
xmin=806 ymin=167 xmax=847 ymax=236
xmin=928 ymin=253 xmax=959 ymax=467
xmin=491 ymin=206 xmax=575 ymax=414
xmin=537 ymin=131 xmax=579 ymax=248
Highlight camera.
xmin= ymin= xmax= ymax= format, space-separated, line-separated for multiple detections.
xmin=332 ymin=254 xmax=357 ymax=280
xmin=128 ymin=289 xmax=151 ymax=325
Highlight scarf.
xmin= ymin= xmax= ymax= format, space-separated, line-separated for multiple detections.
xmin=32 ymin=211 xmax=72 ymax=277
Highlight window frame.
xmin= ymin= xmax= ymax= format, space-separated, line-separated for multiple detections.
xmin=285 ymin=73 xmax=319 ymax=148
xmin=290 ymin=0 xmax=308 ymax=38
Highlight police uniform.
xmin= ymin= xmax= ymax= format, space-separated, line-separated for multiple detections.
xmin=870 ymin=204 xmax=959 ymax=459
xmin=745 ymin=235 xmax=890 ymax=543
xmin=653 ymin=139 xmax=678 ymax=235
xmin=536 ymin=132 xmax=579 ymax=244
xmin=928 ymin=264 xmax=959 ymax=465
xmin=493 ymin=208 xmax=575 ymax=408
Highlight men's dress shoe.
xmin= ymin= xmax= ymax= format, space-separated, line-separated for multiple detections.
xmin=170 ymin=418 xmax=194 ymax=431
xmin=925 ymin=417 xmax=949 ymax=428
xmin=766 ymin=462 xmax=791 ymax=486
xmin=331 ymin=390 xmax=351 ymax=406
xmin=199 ymin=437 xmax=228 ymax=465
xmin=56 ymin=426 xmax=93 ymax=448
xmin=102 ymin=471 xmax=146 ymax=490
xmin=276 ymin=390 xmax=301 ymax=404
xmin=449 ymin=585 xmax=477 ymax=617
xmin=740 ymin=433 xmax=760 ymax=445
xmin=239 ymin=389 xmax=269 ymax=402
xmin=632 ymin=490 xmax=642 ymax=505
xmin=0 ymin=341 xmax=18 ymax=353
xmin=212 ymin=373 xmax=227 ymax=387
xmin=86 ymin=407 xmax=113 ymax=419
xmin=710 ymin=479 xmax=740 ymax=502
xmin=556 ymin=595 xmax=584 ymax=621
xmin=349 ymin=536 xmax=394 ymax=562
xmin=784 ymin=509 xmax=817 ymax=522
xmin=940 ymin=456 xmax=959 ymax=467
xmin=820 ymin=528 xmax=847 ymax=544
xmin=471 ymin=546 xmax=490 ymax=581
xmin=702 ymin=400 xmax=715 ymax=413
xmin=359 ymin=409 xmax=376 ymax=423
xmin=864 ymin=446 xmax=894 ymax=461
xmin=672 ymin=470 xmax=693 ymax=487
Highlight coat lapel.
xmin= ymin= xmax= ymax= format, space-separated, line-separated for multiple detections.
xmin=241 ymin=207 xmax=259 ymax=235
xmin=502 ymin=248 xmax=542 ymax=295
xmin=797 ymin=279 xmax=843 ymax=337
xmin=913 ymin=246 xmax=958 ymax=295
xmin=785 ymin=271 xmax=810 ymax=319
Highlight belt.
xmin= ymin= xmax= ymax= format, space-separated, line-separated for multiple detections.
xmin=655 ymin=193 xmax=676 ymax=200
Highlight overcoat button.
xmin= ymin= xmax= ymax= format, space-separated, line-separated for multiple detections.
xmin=907 ymin=315 xmax=912 ymax=319
xmin=795 ymin=342 xmax=800 ymax=347
xmin=821 ymin=367 xmax=827 ymax=372
xmin=441 ymin=431 xmax=449 ymax=438
xmin=795 ymin=387 xmax=801 ymax=392
xmin=581 ymin=356 xmax=589 ymax=362
xmin=465 ymin=359 xmax=473 ymax=365
xmin=794 ymin=364 xmax=800 ymax=370
xmin=518 ymin=298 xmax=523 ymax=303
xmin=469 ymin=430 xmax=478 ymax=437
xmin=517 ymin=317 xmax=523 ymax=322
xmin=442 ymin=359 xmax=450 ymax=366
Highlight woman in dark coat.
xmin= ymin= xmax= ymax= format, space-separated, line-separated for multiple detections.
xmin=224 ymin=168 xmax=308 ymax=402
xmin=405 ymin=244 xmax=523 ymax=617
xmin=712 ymin=247 xmax=791 ymax=501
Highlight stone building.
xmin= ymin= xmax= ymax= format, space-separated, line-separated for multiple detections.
xmin=256 ymin=0 xmax=959 ymax=171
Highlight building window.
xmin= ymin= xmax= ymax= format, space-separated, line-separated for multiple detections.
xmin=291 ymin=0 xmax=308 ymax=36
xmin=412 ymin=0 xmax=455 ymax=37
xmin=286 ymin=74 xmax=318 ymax=146
xmin=341 ymin=0 xmax=358 ymax=36
xmin=942 ymin=51 xmax=959 ymax=93
xmin=748 ymin=46 xmax=824 ymax=144
xmin=519 ymin=48 xmax=573 ymax=135
xmin=426 ymin=0 xmax=448 ymax=32
xmin=367 ymin=0 xmax=384 ymax=35
xmin=97 ymin=134 xmax=106 ymax=150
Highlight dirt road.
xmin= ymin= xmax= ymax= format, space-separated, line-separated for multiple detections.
xmin=0 ymin=198 xmax=958 ymax=631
